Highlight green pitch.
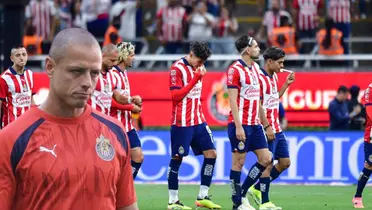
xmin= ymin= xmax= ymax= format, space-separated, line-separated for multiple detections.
xmin=135 ymin=184 xmax=371 ymax=210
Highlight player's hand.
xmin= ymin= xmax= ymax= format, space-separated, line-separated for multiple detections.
xmin=236 ymin=125 xmax=246 ymax=142
xmin=353 ymin=105 xmax=362 ymax=115
xmin=131 ymin=95 xmax=142 ymax=107
xmin=132 ymin=104 xmax=142 ymax=114
xmin=195 ymin=65 xmax=207 ymax=78
xmin=265 ymin=126 xmax=275 ymax=141
xmin=285 ymin=72 xmax=295 ymax=85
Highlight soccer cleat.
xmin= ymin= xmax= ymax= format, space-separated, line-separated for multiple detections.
xmin=248 ymin=185 xmax=262 ymax=205
xmin=167 ymin=201 xmax=192 ymax=210
xmin=242 ymin=197 xmax=256 ymax=210
xmin=259 ymin=202 xmax=282 ymax=210
xmin=195 ymin=195 xmax=221 ymax=209
xmin=353 ymin=197 xmax=365 ymax=208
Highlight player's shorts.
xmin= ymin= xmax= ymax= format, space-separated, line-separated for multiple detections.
xmin=364 ymin=142 xmax=372 ymax=165
xmin=228 ymin=123 xmax=268 ymax=153
xmin=170 ymin=122 xmax=216 ymax=157
xmin=127 ymin=129 xmax=142 ymax=149
xmin=268 ymin=132 xmax=290 ymax=159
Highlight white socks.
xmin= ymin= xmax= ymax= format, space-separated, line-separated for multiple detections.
xmin=169 ymin=190 xmax=179 ymax=204
xmin=198 ymin=185 xmax=209 ymax=199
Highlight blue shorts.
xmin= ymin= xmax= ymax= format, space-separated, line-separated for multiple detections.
xmin=268 ymin=132 xmax=290 ymax=159
xmin=364 ymin=142 xmax=372 ymax=165
xmin=170 ymin=122 xmax=216 ymax=157
xmin=127 ymin=129 xmax=141 ymax=149
xmin=228 ymin=123 xmax=268 ymax=153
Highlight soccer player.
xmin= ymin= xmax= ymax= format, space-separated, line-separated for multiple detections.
xmin=111 ymin=42 xmax=144 ymax=179
xmin=89 ymin=43 xmax=140 ymax=115
xmin=352 ymin=83 xmax=372 ymax=209
xmin=167 ymin=41 xmax=221 ymax=210
xmin=248 ymin=47 xmax=295 ymax=210
xmin=0 ymin=45 xmax=35 ymax=128
xmin=227 ymin=35 xmax=273 ymax=210
xmin=0 ymin=28 xmax=138 ymax=209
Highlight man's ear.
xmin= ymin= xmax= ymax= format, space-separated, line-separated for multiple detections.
xmin=45 ymin=56 xmax=55 ymax=79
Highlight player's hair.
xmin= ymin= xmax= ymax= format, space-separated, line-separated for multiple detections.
xmin=190 ymin=41 xmax=211 ymax=61
xmin=102 ymin=43 xmax=118 ymax=54
xmin=263 ymin=46 xmax=285 ymax=61
xmin=49 ymin=28 xmax=100 ymax=64
xmin=11 ymin=44 xmax=25 ymax=55
xmin=117 ymin=42 xmax=135 ymax=63
xmin=337 ymin=85 xmax=348 ymax=94
xmin=235 ymin=35 xmax=254 ymax=54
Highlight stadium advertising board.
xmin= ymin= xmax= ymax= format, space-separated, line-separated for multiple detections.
xmin=33 ymin=72 xmax=371 ymax=127
xmin=136 ymin=131 xmax=365 ymax=184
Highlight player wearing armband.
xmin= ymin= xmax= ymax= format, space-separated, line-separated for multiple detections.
xmin=248 ymin=47 xmax=295 ymax=210
xmin=167 ymin=41 xmax=221 ymax=210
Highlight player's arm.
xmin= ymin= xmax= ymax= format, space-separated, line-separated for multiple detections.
xmin=111 ymin=99 xmax=142 ymax=113
xmin=170 ymin=67 xmax=203 ymax=102
xmin=258 ymin=102 xmax=275 ymax=140
xmin=113 ymin=90 xmax=130 ymax=105
xmin=0 ymin=132 xmax=16 ymax=208
xmin=279 ymin=72 xmax=295 ymax=98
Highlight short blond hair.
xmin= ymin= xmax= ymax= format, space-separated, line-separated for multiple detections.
xmin=117 ymin=42 xmax=135 ymax=63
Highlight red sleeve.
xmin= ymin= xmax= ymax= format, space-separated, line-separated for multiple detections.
xmin=169 ymin=67 xmax=184 ymax=90
xmin=363 ymin=84 xmax=372 ymax=106
xmin=111 ymin=99 xmax=134 ymax=111
xmin=292 ymin=0 xmax=299 ymax=9
xmin=0 ymin=78 xmax=8 ymax=101
xmin=0 ymin=131 xmax=16 ymax=209
xmin=156 ymin=8 xmax=163 ymax=19
xmin=116 ymin=131 xmax=136 ymax=207
xmin=317 ymin=0 xmax=324 ymax=9
xmin=367 ymin=106 xmax=372 ymax=119
xmin=226 ymin=67 xmax=240 ymax=89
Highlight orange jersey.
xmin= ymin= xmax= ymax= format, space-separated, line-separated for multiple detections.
xmin=0 ymin=105 xmax=136 ymax=210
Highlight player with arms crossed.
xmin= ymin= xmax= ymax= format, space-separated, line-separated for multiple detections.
xmin=0 ymin=28 xmax=138 ymax=210
xmin=89 ymin=43 xmax=140 ymax=115
xmin=248 ymin=47 xmax=295 ymax=210
xmin=167 ymin=41 xmax=221 ymax=210
xmin=111 ymin=42 xmax=144 ymax=179
xmin=352 ymin=83 xmax=372 ymax=209
xmin=0 ymin=45 xmax=35 ymax=128
xmin=227 ymin=35 xmax=273 ymax=210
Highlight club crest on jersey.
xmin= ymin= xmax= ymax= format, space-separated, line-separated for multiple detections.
xmin=96 ymin=134 xmax=115 ymax=161
xmin=178 ymin=146 xmax=185 ymax=155
xmin=22 ymin=83 xmax=28 ymax=92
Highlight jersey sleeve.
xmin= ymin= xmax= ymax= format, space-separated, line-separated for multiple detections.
xmin=292 ymin=0 xmax=299 ymax=9
xmin=0 ymin=132 xmax=16 ymax=209
xmin=363 ymin=84 xmax=372 ymax=106
xmin=226 ymin=67 xmax=240 ymax=89
xmin=156 ymin=8 xmax=163 ymax=19
xmin=0 ymin=78 xmax=8 ymax=101
xmin=116 ymin=127 xmax=136 ymax=208
xmin=169 ymin=67 xmax=183 ymax=90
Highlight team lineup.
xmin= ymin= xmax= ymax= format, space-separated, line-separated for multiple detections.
xmin=0 ymin=28 xmax=371 ymax=210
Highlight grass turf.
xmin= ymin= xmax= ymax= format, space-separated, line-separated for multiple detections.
xmin=135 ymin=184 xmax=371 ymax=210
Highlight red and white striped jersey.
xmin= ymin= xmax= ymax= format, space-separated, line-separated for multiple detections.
xmin=89 ymin=71 xmax=117 ymax=115
xmin=226 ymin=59 xmax=261 ymax=126
xmin=215 ymin=18 xmax=238 ymax=37
xmin=110 ymin=66 xmax=134 ymax=131
xmin=293 ymin=0 xmax=323 ymax=31
xmin=259 ymin=69 xmax=281 ymax=133
xmin=25 ymin=0 xmax=56 ymax=39
xmin=363 ymin=83 xmax=372 ymax=143
xmin=0 ymin=67 xmax=34 ymax=128
xmin=328 ymin=0 xmax=350 ymax=23
xmin=157 ymin=6 xmax=187 ymax=42
xmin=169 ymin=58 xmax=205 ymax=127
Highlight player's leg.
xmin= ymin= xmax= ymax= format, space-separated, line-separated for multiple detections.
xmin=191 ymin=123 xmax=221 ymax=209
xmin=241 ymin=125 xmax=271 ymax=199
xmin=353 ymin=142 xmax=372 ymax=209
xmin=127 ymin=129 xmax=144 ymax=179
xmin=167 ymin=126 xmax=193 ymax=210
xmin=228 ymin=123 xmax=255 ymax=210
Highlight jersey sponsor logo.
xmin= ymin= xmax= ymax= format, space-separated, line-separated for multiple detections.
xmin=186 ymin=81 xmax=202 ymax=99
xmin=241 ymin=85 xmax=260 ymax=100
xmin=96 ymin=93 xmax=113 ymax=107
xmin=265 ymin=95 xmax=280 ymax=109
xmin=365 ymin=87 xmax=370 ymax=103
xmin=96 ymin=134 xmax=115 ymax=161
xmin=14 ymin=93 xmax=32 ymax=107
